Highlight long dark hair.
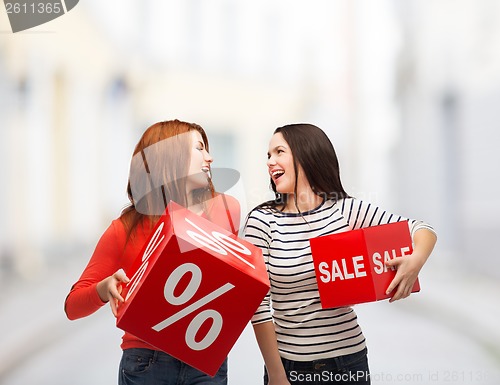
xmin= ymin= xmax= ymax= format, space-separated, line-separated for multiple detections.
xmin=121 ymin=120 xmax=215 ymax=240
xmin=258 ymin=123 xmax=349 ymax=212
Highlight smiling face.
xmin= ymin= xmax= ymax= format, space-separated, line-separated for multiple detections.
xmin=267 ymin=131 xmax=325 ymax=212
xmin=267 ymin=132 xmax=295 ymax=194
xmin=186 ymin=130 xmax=213 ymax=193
xmin=267 ymin=131 xmax=314 ymax=197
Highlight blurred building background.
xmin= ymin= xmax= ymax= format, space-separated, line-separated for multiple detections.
xmin=1 ymin=1 xmax=499 ymax=384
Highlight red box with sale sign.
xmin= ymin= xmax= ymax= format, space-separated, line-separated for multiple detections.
xmin=310 ymin=221 xmax=419 ymax=308
xmin=116 ymin=201 xmax=270 ymax=376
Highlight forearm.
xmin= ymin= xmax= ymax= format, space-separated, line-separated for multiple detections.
xmin=253 ymin=321 xmax=288 ymax=383
xmin=412 ymin=228 xmax=437 ymax=269
xmin=64 ymin=283 xmax=106 ymax=320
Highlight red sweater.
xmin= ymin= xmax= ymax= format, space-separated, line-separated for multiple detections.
xmin=65 ymin=194 xmax=240 ymax=351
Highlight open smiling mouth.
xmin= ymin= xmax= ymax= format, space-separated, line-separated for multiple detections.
xmin=201 ymin=166 xmax=211 ymax=179
xmin=272 ymin=170 xmax=285 ymax=180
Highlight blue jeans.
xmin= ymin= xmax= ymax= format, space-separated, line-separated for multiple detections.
xmin=119 ymin=348 xmax=228 ymax=385
xmin=264 ymin=348 xmax=370 ymax=385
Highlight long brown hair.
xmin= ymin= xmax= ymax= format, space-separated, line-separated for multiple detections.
xmin=259 ymin=123 xmax=349 ymax=212
xmin=121 ymin=120 xmax=214 ymax=239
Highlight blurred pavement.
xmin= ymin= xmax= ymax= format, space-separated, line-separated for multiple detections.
xmin=0 ymin=252 xmax=499 ymax=385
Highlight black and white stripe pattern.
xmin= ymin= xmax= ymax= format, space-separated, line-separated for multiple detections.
xmin=244 ymin=197 xmax=435 ymax=361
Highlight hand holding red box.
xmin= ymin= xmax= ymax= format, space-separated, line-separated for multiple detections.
xmin=310 ymin=221 xmax=420 ymax=308
xmin=116 ymin=201 xmax=270 ymax=376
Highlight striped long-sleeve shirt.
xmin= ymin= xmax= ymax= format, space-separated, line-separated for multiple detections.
xmin=243 ymin=197 xmax=436 ymax=361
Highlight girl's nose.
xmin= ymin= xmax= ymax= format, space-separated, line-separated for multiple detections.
xmin=205 ymin=151 xmax=213 ymax=163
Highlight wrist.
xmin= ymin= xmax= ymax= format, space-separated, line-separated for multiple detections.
xmin=268 ymin=370 xmax=288 ymax=383
xmin=96 ymin=280 xmax=108 ymax=303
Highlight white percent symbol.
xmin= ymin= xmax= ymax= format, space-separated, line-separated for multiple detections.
xmin=125 ymin=221 xmax=165 ymax=301
xmin=184 ymin=218 xmax=255 ymax=269
xmin=152 ymin=263 xmax=234 ymax=351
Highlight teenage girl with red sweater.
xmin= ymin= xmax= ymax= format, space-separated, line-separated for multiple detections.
xmin=65 ymin=120 xmax=239 ymax=385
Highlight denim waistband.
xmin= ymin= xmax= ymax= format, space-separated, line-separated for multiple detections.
xmin=282 ymin=348 xmax=368 ymax=372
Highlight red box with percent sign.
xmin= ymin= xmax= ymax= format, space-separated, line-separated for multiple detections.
xmin=309 ymin=221 xmax=420 ymax=308
xmin=116 ymin=201 xmax=270 ymax=376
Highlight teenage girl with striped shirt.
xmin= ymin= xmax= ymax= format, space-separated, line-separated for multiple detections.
xmin=244 ymin=123 xmax=437 ymax=385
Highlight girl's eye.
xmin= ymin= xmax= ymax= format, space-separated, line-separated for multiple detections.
xmin=277 ymin=149 xmax=284 ymax=154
